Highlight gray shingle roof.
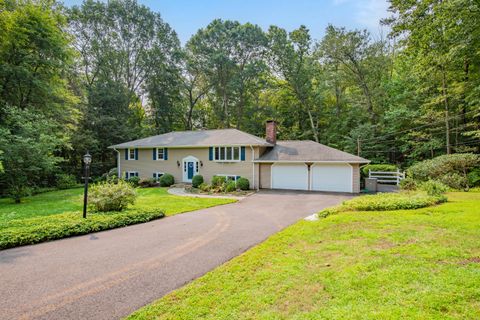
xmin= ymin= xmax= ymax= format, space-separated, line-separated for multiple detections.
xmin=255 ymin=140 xmax=369 ymax=163
xmin=109 ymin=129 xmax=273 ymax=148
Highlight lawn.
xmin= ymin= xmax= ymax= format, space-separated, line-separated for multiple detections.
xmin=128 ymin=192 xmax=480 ymax=320
xmin=0 ymin=187 xmax=235 ymax=249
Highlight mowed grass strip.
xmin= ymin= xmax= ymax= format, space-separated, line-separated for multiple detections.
xmin=128 ymin=192 xmax=480 ymax=320
xmin=0 ymin=187 xmax=235 ymax=249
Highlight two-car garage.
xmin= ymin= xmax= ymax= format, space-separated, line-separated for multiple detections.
xmin=256 ymin=140 xmax=367 ymax=194
xmin=270 ymin=163 xmax=353 ymax=193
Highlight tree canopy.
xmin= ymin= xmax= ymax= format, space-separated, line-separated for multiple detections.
xmin=0 ymin=0 xmax=479 ymax=201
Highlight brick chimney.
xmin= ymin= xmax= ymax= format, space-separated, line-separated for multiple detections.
xmin=265 ymin=120 xmax=277 ymax=145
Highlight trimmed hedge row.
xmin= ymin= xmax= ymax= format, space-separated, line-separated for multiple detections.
xmin=0 ymin=209 xmax=165 ymax=250
xmin=317 ymin=192 xmax=447 ymax=219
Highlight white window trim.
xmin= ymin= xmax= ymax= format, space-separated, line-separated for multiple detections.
xmin=213 ymin=146 xmax=241 ymax=162
xmin=153 ymin=172 xmax=164 ymax=180
xmin=156 ymin=148 xmax=165 ymax=161
xmin=127 ymin=148 xmax=136 ymax=160
xmin=125 ymin=171 xmax=139 ymax=179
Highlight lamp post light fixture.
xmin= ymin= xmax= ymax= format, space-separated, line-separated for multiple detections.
xmin=83 ymin=151 xmax=92 ymax=219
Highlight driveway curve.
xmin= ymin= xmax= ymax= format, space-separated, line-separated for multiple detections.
xmin=0 ymin=190 xmax=352 ymax=320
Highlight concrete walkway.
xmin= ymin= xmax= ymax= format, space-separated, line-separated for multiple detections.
xmin=0 ymin=190 xmax=352 ymax=320
xmin=167 ymin=187 xmax=246 ymax=200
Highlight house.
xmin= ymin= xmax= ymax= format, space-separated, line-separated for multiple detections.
xmin=109 ymin=121 xmax=369 ymax=193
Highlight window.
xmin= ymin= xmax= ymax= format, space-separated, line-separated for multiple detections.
xmin=125 ymin=171 xmax=139 ymax=179
xmin=156 ymin=148 xmax=164 ymax=160
xmin=214 ymin=146 xmax=240 ymax=161
xmin=216 ymin=174 xmax=240 ymax=182
xmin=128 ymin=148 xmax=136 ymax=160
xmin=153 ymin=172 xmax=164 ymax=180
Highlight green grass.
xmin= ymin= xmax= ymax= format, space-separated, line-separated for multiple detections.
xmin=0 ymin=187 xmax=235 ymax=249
xmin=128 ymin=192 xmax=480 ymax=320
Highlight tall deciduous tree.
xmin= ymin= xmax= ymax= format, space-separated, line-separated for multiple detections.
xmin=69 ymin=0 xmax=180 ymax=173
xmin=187 ymin=19 xmax=268 ymax=129
xmin=267 ymin=25 xmax=322 ymax=142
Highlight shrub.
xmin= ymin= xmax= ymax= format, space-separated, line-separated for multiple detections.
xmin=341 ymin=192 xmax=446 ymax=211
xmin=361 ymin=164 xmax=398 ymax=177
xmin=159 ymin=173 xmax=175 ymax=187
xmin=198 ymin=182 xmax=211 ymax=192
xmin=316 ymin=192 xmax=448 ymax=219
xmin=211 ymin=175 xmax=226 ymax=187
xmin=419 ymin=180 xmax=448 ymax=196
xmin=89 ymin=180 xmax=136 ymax=212
xmin=192 ymin=175 xmax=204 ymax=188
xmin=225 ymin=181 xmax=236 ymax=192
xmin=56 ymin=174 xmax=77 ymax=189
xmin=139 ymin=178 xmax=159 ymax=188
xmin=468 ymin=168 xmax=480 ymax=187
xmin=407 ymin=153 xmax=480 ymax=188
xmin=399 ymin=177 xmax=417 ymax=191
xmin=437 ymin=172 xmax=468 ymax=190
xmin=127 ymin=176 xmax=140 ymax=187
xmin=236 ymin=177 xmax=250 ymax=190
xmin=0 ymin=209 xmax=164 ymax=250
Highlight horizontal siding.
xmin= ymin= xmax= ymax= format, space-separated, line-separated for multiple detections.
xmin=119 ymin=147 xmax=256 ymax=186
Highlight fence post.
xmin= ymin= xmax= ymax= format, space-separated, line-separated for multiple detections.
xmin=369 ymin=169 xmax=371 ymax=179
xmin=396 ymin=168 xmax=400 ymax=185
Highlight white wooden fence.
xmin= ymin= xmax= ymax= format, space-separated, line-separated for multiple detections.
xmin=369 ymin=169 xmax=405 ymax=185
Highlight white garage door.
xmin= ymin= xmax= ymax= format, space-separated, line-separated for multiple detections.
xmin=271 ymin=164 xmax=308 ymax=190
xmin=311 ymin=163 xmax=352 ymax=192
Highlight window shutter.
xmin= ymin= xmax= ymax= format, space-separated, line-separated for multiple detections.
xmin=153 ymin=173 xmax=156 ymax=179
xmin=240 ymin=146 xmax=246 ymax=161
xmin=153 ymin=148 xmax=157 ymax=160
xmin=135 ymin=148 xmax=138 ymax=160
xmin=209 ymin=147 xmax=213 ymax=160
xmin=125 ymin=149 xmax=128 ymax=160
xmin=164 ymin=148 xmax=168 ymax=160
xmin=135 ymin=172 xmax=139 ymax=177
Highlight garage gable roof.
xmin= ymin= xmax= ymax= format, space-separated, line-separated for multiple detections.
xmin=256 ymin=140 xmax=369 ymax=163
xmin=109 ymin=129 xmax=273 ymax=148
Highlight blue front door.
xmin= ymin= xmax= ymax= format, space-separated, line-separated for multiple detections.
xmin=187 ymin=162 xmax=194 ymax=179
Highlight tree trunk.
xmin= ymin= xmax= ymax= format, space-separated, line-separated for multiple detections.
xmin=441 ymin=68 xmax=450 ymax=154
xmin=307 ymin=109 xmax=319 ymax=142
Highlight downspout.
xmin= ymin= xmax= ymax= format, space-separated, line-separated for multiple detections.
xmin=250 ymin=145 xmax=257 ymax=190
xmin=113 ymin=147 xmax=121 ymax=178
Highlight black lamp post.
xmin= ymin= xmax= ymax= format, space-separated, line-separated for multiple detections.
xmin=83 ymin=152 xmax=92 ymax=219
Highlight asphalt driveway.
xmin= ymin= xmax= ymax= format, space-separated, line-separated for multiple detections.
xmin=0 ymin=190 xmax=352 ymax=320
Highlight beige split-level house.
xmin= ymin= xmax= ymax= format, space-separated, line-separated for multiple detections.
xmin=109 ymin=121 xmax=369 ymax=193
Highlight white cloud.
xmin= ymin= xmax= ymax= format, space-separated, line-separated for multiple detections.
xmin=355 ymin=0 xmax=390 ymax=29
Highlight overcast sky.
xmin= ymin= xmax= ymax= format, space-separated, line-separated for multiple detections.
xmin=62 ymin=0 xmax=391 ymax=44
